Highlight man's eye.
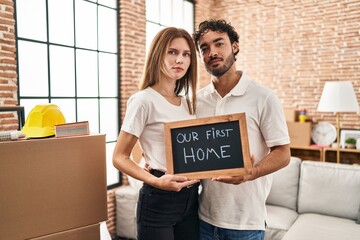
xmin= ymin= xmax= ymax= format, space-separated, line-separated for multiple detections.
xmin=216 ymin=42 xmax=224 ymax=47
xmin=200 ymin=48 xmax=208 ymax=53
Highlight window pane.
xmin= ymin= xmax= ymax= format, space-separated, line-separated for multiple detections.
xmin=20 ymin=99 xmax=50 ymax=119
xmin=172 ymin=0 xmax=183 ymax=27
xmin=98 ymin=6 xmax=117 ymax=53
xmin=48 ymin=0 xmax=74 ymax=46
xmin=146 ymin=0 xmax=160 ymax=22
xmin=77 ymin=98 xmax=99 ymax=133
xmin=99 ymin=53 xmax=117 ymax=97
xmin=76 ymin=49 xmax=98 ymax=97
xmin=75 ymin=0 xmax=97 ymax=49
xmin=51 ymin=99 xmax=76 ymax=123
xmin=98 ymin=0 xmax=117 ymax=9
xmin=106 ymin=142 xmax=120 ymax=186
xmin=160 ymin=0 xmax=172 ymax=26
xmin=16 ymin=0 xmax=47 ymax=41
xmin=17 ymin=0 xmax=119 ymax=188
xmin=183 ymin=1 xmax=194 ymax=33
xmin=18 ymin=41 xmax=48 ymax=96
xmin=100 ymin=99 xmax=118 ymax=142
xmin=146 ymin=22 xmax=161 ymax=50
xmin=50 ymin=45 xmax=75 ymax=97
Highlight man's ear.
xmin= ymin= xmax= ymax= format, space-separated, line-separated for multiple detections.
xmin=232 ymin=42 xmax=239 ymax=55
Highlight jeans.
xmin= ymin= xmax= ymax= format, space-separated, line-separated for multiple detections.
xmin=136 ymin=170 xmax=200 ymax=240
xmin=200 ymin=219 xmax=265 ymax=240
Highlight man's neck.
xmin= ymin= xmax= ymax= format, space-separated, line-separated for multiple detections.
xmin=212 ymin=69 xmax=242 ymax=97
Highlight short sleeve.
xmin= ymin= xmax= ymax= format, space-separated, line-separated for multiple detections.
xmin=260 ymin=92 xmax=290 ymax=147
xmin=121 ymin=94 xmax=148 ymax=137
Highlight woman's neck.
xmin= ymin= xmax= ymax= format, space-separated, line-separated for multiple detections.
xmin=152 ymin=82 xmax=177 ymax=98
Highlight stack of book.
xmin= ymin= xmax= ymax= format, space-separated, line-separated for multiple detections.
xmin=54 ymin=121 xmax=90 ymax=138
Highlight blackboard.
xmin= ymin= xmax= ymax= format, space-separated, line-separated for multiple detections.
xmin=164 ymin=113 xmax=252 ymax=179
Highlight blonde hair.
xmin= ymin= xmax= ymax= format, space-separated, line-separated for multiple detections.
xmin=139 ymin=27 xmax=197 ymax=114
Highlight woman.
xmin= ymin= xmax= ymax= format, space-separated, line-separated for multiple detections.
xmin=113 ymin=27 xmax=199 ymax=240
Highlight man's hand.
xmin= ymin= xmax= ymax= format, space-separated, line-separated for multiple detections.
xmin=211 ymin=169 xmax=255 ymax=184
xmin=212 ymin=154 xmax=256 ymax=185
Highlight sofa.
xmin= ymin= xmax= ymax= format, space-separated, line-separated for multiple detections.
xmin=265 ymin=157 xmax=360 ymax=240
xmin=115 ymin=157 xmax=360 ymax=240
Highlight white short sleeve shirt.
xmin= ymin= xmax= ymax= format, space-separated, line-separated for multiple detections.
xmin=121 ymin=87 xmax=196 ymax=171
xmin=196 ymin=72 xmax=290 ymax=230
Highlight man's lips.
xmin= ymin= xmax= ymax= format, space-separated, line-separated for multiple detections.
xmin=208 ymin=58 xmax=222 ymax=65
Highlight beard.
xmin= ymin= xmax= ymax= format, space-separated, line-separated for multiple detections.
xmin=205 ymin=53 xmax=236 ymax=77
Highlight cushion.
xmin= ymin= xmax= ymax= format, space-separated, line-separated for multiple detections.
xmin=298 ymin=161 xmax=360 ymax=220
xmin=115 ymin=185 xmax=139 ymax=239
xmin=282 ymin=213 xmax=360 ymax=240
xmin=266 ymin=157 xmax=301 ymax=211
xmin=264 ymin=228 xmax=287 ymax=240
xmin=266 ymin=205 xmax=298 ymax=230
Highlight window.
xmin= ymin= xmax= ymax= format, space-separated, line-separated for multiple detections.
xmin=15 ymin=0 xmax=120 ymax=188
xmin=146 ymin=0 xmax=194 ymax=49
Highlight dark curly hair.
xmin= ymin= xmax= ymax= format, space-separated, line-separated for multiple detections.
xmin=193 ymin=19 xmax=239 ymax=55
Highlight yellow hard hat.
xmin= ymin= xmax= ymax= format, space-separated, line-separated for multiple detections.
xmin=21 ymin=104 xmax=66 ymax=138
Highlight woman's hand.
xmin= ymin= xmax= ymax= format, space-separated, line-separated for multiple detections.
xmin=152 ymin=174 xmax=199 ymax=192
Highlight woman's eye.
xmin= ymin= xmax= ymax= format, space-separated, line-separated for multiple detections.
xmin=168 ymin=50 xmax=176 ymax=55
xmin=183 ymin=52 xmax=190 ymax=57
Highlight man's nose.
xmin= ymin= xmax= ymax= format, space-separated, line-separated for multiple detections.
xmin=209 ymin=50 xmax=218 ymax=58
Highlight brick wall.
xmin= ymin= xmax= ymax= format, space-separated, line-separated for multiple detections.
xmin=119 ymin=0 xmax=146 ymax=122
xmin=194 ymin=0 xmax=360 ymax=128
xmin=2 ymin=1 xmax=359 ymax=140
xmin=0 ymin=0 xmax=18 ymax=131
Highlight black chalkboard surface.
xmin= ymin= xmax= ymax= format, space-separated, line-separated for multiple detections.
xmin=164 ymin=113 xmax=252 ymax=179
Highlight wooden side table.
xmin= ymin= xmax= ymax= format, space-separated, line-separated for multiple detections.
xmin=323 ymin=147 xmax=360 ymax=165
xmin=290 ymin=145 xmax=324 ymax=162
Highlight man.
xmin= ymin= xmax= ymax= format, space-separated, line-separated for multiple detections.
xmin=193 ymin=19 xmax=291 ymax=240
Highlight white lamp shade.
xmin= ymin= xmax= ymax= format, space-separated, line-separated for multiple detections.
xmin=317 ymin=81 xmax=359 ymax=113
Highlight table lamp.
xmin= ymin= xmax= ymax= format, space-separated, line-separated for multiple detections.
xmin=317 ymin=81 xmax=359 ymax=163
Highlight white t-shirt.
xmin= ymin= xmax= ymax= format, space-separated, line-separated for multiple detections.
xmin=121 ymin=87 xmax=196 ymax=171
xmin=196 ymin=72 xmax=290 ymax=230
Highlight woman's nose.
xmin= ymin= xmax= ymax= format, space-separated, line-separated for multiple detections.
xmin=175 ymin=56 xmax=183 ymax=64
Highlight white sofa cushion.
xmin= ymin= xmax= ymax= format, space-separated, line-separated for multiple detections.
xmin=266 ymin=205 xmax=298 ymax=230
xmin=298 ymin=161 xmax=360 ymax=220
xmin=266 ymin=157 xmax=301 ymax=211
xmin=282 ymin=213 xmax=360 ymax=240
xmin=115 ymin=185 xmax=139 ymax=239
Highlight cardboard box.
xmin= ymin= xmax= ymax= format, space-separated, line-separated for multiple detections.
xmin=30 ymin=224 xmax=100 ymax=240
xmin=0 ymin=135 xmax=107 ymax=240
xmin=287 ymin=122 xmax=312 ymax=146
xmin=284 ymin=108 xmax=296 ymax=122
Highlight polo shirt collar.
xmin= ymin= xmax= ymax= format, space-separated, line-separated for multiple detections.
xmin=207 ymin=71 xmax=251 ymax=97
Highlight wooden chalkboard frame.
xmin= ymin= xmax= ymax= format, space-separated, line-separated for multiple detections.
xmin=164 ymin=113 xmax=252 ymax=179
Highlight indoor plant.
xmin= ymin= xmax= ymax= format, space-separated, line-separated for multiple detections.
xmin=344 ymin=137 xmax=357 ymax=149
